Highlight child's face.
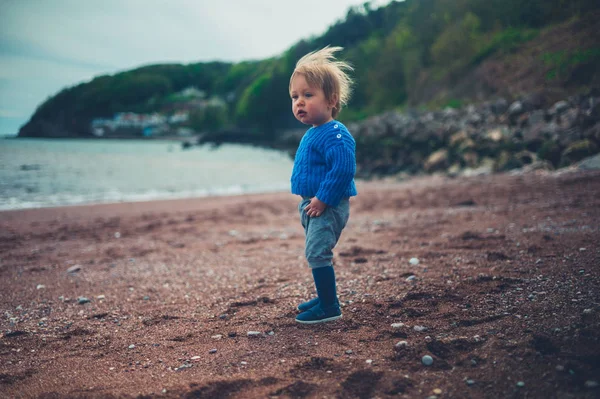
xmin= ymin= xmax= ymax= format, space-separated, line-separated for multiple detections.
xmin=290 ymin=74 xmax=335 ymax=127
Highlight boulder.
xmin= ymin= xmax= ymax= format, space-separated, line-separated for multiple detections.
xmin=548 ymin=100 xmax=569 ymax=117
xmin=576 ymin=153 xmax=600 ymax=170
xmin=560 ymin=139 xmax=599 ymax=166
xmin=494 ymin=150 xmax=537 ymax=172
xmin=424 ymin=149 xmax=449 ymax=172
xmin=486 ymin=128 xmax=505 ymax=142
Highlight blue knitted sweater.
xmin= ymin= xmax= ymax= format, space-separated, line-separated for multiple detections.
xmin=291 ymin=120 xmax=357 ymax=206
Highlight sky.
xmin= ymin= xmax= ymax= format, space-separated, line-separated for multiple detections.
xmin=0 ymin=0 xmax=393 ymax=136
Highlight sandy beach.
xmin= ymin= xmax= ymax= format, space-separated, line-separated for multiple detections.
xmin=1 ymin=171 xmax=599 ymax=398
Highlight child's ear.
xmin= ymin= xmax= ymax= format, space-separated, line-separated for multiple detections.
xmin=329 ymin=94 xmax=338 ymax=109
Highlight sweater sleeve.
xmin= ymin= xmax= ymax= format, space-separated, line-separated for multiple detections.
xmin=315 ymin=138 xmax=356 ymax=207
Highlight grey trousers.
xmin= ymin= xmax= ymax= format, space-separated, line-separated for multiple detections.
xmin=298 ymin=197 xmax=350 ymax=269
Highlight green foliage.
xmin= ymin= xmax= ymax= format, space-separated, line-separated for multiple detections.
xmin=472 ymin=27 xmax=538 ymax=65
xmin=430 ymin=12 xmax=484 ymax=78
xmin=542 ymin=48 xmax=600 ymax=80
xmin=445 ymin=99 xmax=463 ymax=109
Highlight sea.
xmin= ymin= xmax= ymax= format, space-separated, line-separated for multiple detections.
xmin=0 ymin=138 xmax=295 ymax=211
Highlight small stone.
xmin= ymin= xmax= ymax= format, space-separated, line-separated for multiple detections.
xmin=579 ymin=247 xmax=586 ymax=251
xmin=143 ymin=296 xmax=150 ymax=301
xmin=128 ymin=344 xmax=135 ymax=349
xmin=268 ymin=331 xmax=275 ymax=336
xmin=96 ymin=295 xmax=105 ymax=300
xmin=240 ymin=361 xmax=247 ymax=365
xmin=556 ymin=365 xmax=565 ymax=371
xmin=391 ymin=322 xmax=404 ymax=329
xmin=190 ymin=356 xmax=201 ymax=360
xmin=162 ymin=389 xmax=167 ymax=394
xmin=345 ymin=349 xmax=353 ymax=354
xmin=406 ymin=275 xmax=416 ymax=282
xmin=67 ymin=265 xmax=81 ymax=273
xmin=414 ymin=325 xmax=427 ymax=332
xmin=395 ymin=341 xmax=408 ymax=349
xmin=219 ymin=314 xmax=228 ymax=320
xmin=366 ymin=359 xmax=373 ymax=364
xmin=583 ymin=309 xmax=593 ymax=315
xmin=109 ymin=367 xmax=115 ymax=371
xmin=466 ymin=379 xmax=475 ymax=386
xmin=211 ymin=334 xmax=223 ymax=340
xmin=422 ymin=355 xmax=433 ymax=366
xmin=433 ymin=388 xmax=442 ymax=395
xmin=114 ymin=232 xmax=121 ymax=238
xmin=516 ymin=381 xmax=525 ymax=388
xmin=585 ymin=380 xmax=599 ymax=389
xmin=409 ymin=258 xmax=420 ymax=266
xmin=77 ymin=297 xmax=91 ymax=305
xmin=36 ymin=284 xmax=45 ymax=290
xmin=247 ymin=331 xmax=261 ymax=337
xmin=209 ymin=349 xmax=217 ymax=354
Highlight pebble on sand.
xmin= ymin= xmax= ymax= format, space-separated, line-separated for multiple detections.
xmin=67 ymin=265 xmax=82 ymax=273
xmin=395 ymin=341 xmax=408 ymax=349
xmin=409 ymin=257 xmax=420 ymax=265
xmin=391 ymin=322 xmax=404 ymax=329
xmin=78 ymin=297 xmax=91 ymax=304
xmin=422 ymin=355 xmax=433 ymax=366
xmin=247 ymin=331 xmax=261 ymax=337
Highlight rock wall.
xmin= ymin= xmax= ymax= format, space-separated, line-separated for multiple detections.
xmin=348 ymin=92 xmax=600 ymax=177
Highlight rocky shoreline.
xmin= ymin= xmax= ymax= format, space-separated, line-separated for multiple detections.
xmin=342 ymin=91 xmax=600 ymax=178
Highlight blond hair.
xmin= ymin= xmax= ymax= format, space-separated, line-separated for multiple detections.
xmin=290 ymin=46 xmax=353 ymax=118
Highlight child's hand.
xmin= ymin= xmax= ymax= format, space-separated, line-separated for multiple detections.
xmin=304 ymin=197 xmax=327 ymax=217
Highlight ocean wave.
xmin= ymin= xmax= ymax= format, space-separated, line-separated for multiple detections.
xmin=0 ymin=182 xmax=289 ymax=211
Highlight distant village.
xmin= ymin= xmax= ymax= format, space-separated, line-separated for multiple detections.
xmin=90 ymin=86 xmax=228 ymax=138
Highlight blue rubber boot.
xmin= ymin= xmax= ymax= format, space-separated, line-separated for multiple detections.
xmin=296 ymin=266 xmax=342 ymax=324
xmin=297 ymin=297 xmax=319 ymax=312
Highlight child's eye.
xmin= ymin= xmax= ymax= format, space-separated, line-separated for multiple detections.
xmin=291 ymin=95 xmax=298 ymax=100
xmin=305 ymin=93 xmax=312 ymax=98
